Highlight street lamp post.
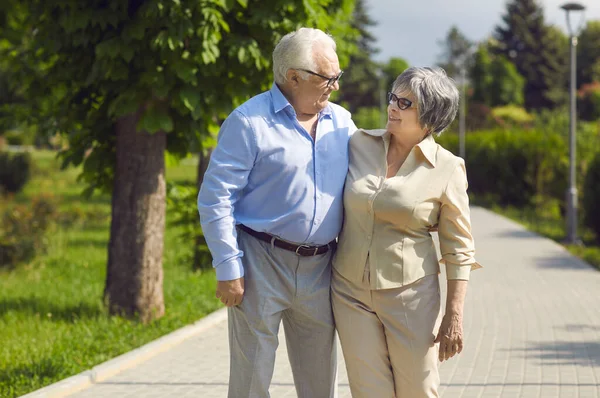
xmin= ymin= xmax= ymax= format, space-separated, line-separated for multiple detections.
xmin=560 ymin=2 xmax=586 ymax=245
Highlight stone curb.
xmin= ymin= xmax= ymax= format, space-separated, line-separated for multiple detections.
xmin=19 ymin=308 xmax=228 ymax=398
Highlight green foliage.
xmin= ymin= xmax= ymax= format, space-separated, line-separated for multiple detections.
xmin=494 ymin=0 xmax=567 ymax=110
xmin=0 ymin=150 xmax=220 ymax=397
xmin=584 ymin=153 xmax=600 ymax=242
xmin=437 ymin=125 xmax=599 ymax=207
xmin=381 ymin=57 xmax=409 ymax=92
xmin=488 ymin=56 xmax=525 ymax=106
xmin=0 ymin=151 xmax=31 ymax=194
xmin=471 ymin=46 xmax=525 ymax=107
xmin=337 ymin=0 xmax=380 ymax=113
xmin=0 ymin=194 xmax=58 ymax=267
xmin=470 ymin=45 xmax=493 ymax=105
xmin=166 ymin=181 xmax=211 ymax=269
xmin=491 ymin=105 xmax=533 ymax=127
xmin=578 ymin=21 xmax=600 ymax=86
xmin=353 ymin=107 xmax=382 ymax=130
xmin=2 ymin=0 xmax=358 ymax=195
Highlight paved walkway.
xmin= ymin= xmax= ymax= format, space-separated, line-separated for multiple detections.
xmin=51 ymin=208 xmax=600 ymax=397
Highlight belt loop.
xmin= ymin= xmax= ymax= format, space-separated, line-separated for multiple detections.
xmin=270 ymin=235 xmax=276 ymax=250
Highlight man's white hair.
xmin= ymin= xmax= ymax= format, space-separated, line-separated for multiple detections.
xmin=272 ymin=28 xmax=336 ymax=85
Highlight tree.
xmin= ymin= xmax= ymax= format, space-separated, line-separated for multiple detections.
xmin=381 ymin=57 xmax=410 ymax=92
xmin=488 ymin=56 xmax=525 ymax=107
xmin=337 ymin=0 xmax=380 ymax=113
xmin=494 ymin=0 xmax=567 ymax=110
xmin=578 ymin=21 xmax=600 ymax=86
xmin=2 ymin=0 xmax=357 ymax=322
xmin=437 ymin=25 xmax=473 ymax=78
xmin=471 ymin=42 xmax=525 ymax=108
xmin=470 ymin=44 xmax=493 ymax=105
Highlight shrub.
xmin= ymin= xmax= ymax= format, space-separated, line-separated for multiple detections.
xmin=0 ymin=194 xmax=58 ymax=267
xmin=491 ymin=105 xmax=534 ymax=128
xmin=583 ymin=153 xmax=600 ymax=242
xmin=166 ymin=182 xmax=212 ymax=270
xmin=0 ymin=151 xmax=32 ymax=194
xmin=437 ymin=129 xmax=571 ymax=207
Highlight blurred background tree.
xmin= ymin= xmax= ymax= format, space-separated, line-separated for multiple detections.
xmin=337 ymin=0 xmax=380 ymax=114
xmin=437 ymin=25 xmax=473 ymax=79
xmin=578 ymin=21 xmax=600 ymax=86
xmin=494 ymin=0 xmax=567 ymax=110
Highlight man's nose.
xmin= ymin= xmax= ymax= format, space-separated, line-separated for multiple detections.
xmin=331 ymin=79 xmax=340 ymax=91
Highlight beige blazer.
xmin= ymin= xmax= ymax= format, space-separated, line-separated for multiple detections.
xmin=332 ymin=129 xmax=482 ymax=290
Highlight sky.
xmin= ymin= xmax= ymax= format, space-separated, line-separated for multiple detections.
xmin=366 ymin=0 xmax=600 ymax=66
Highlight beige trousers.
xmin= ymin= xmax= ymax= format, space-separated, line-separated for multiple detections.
xmin=332 ymin=268 xmax=441 ymax=398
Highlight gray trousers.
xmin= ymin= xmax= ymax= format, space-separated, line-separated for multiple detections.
xmin=227 ymin=228 xmax=337 ymax=398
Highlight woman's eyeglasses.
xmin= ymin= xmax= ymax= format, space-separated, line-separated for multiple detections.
xmin=387 ymin=92 xmax=414 ymax=110
xmin=298 ymin=69 xmax=344 ymax=88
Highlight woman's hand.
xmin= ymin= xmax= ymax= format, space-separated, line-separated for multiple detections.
xmin=434 ymin=312 xmax=463 ymax=362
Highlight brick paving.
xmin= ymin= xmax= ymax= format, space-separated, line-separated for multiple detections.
xmin=65 ymin=207 xmax=600 ymax=397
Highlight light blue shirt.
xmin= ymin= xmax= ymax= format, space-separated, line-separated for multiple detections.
xmin=197 ymin=84 xmax=356 ymax=281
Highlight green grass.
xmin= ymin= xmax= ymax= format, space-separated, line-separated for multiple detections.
xmin=0 ymin=151 xmax=221 ymax=398
xmin=482 ymin=200 xmax=600 ymax=271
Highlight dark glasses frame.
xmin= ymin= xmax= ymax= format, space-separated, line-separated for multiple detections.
xmin=297 ymin=69 xmax=344 ymax=88
xmin=388 ymin=92 xmax=414 ymax=110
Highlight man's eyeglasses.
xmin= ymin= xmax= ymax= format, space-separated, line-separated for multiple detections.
xmin=298 ymin=69 xmax=344 ymax=88
xmin=388 ymin=92 xmax=414 ymax=110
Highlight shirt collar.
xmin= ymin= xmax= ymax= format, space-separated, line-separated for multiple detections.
xmin=270 ymin=83 xmax=332 ymax=118
xmin=362 ymin=129 xmax=437 ymax=167
xmin=415 ymin=134 xmax=437 ymax=167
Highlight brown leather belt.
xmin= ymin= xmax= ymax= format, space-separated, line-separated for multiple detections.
xmin=238 ymin=224 xmax=336 ymax=256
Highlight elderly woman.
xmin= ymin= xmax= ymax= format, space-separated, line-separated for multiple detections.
xmin=332 ymin=66 xmax=482 ymax=397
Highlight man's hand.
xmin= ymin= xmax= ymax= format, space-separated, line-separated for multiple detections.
xmin=216 ymin=277 xmax=245 ymax=307
xmin=434 ymin=312 xmax=464 ymax=362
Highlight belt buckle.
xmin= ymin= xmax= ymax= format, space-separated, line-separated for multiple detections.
xmin=295 ymin=244 xmax=317 ymax=256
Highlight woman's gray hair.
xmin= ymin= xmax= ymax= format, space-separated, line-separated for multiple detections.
xmin=392 ymin=67 xmax=459 ymax=136
xmin=272 ymin=28 xmax=337 ymax=85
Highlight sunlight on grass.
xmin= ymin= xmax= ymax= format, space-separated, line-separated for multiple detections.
xmin=0 ymin=151 xmax=220 ymax=398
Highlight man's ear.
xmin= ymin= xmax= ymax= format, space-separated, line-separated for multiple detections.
xmin=286 ymin=69 xmax=300 ymax=87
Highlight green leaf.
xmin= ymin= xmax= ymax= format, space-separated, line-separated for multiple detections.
xmin=172 ymin=61 xmax=197 ymax=82
xmin=138 ymin=108 xmax=174 ymax=133
xmin=179 ymin=88 xmax=201 ymax=112
xmin=237 ymin=47 xmax=247 ymax=63
xmin=237 ymin=0 xmax=248 ymax=8
xmin=223 ymin=0 xmax=235 ymax=11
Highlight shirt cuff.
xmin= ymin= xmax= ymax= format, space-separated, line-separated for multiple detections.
xmin=445 ymin=263 xmax=472 ymax=280
xmin=215 ymin=257 xmax=245 ymax=281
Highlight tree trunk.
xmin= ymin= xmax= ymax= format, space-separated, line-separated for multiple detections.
xmin=193 ymin=147 xmax=212 ymax=270
xmin=195 ymin=147 xmax=212 ymax=191
xmin=104 ymin=109 xmax=166 ymax=323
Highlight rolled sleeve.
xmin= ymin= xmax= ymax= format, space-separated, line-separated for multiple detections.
xmin=197 ymin=110 xmax=256 ymax=281
xmin=438 ymin=160 xmax=482 ymax=280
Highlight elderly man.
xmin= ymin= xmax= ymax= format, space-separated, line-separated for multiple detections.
xmin=197 ymin=28 xmax=356 ymax=398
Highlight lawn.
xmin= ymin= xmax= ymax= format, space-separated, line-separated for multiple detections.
xmin=0 ymin=151 xmax=221 ymax=398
